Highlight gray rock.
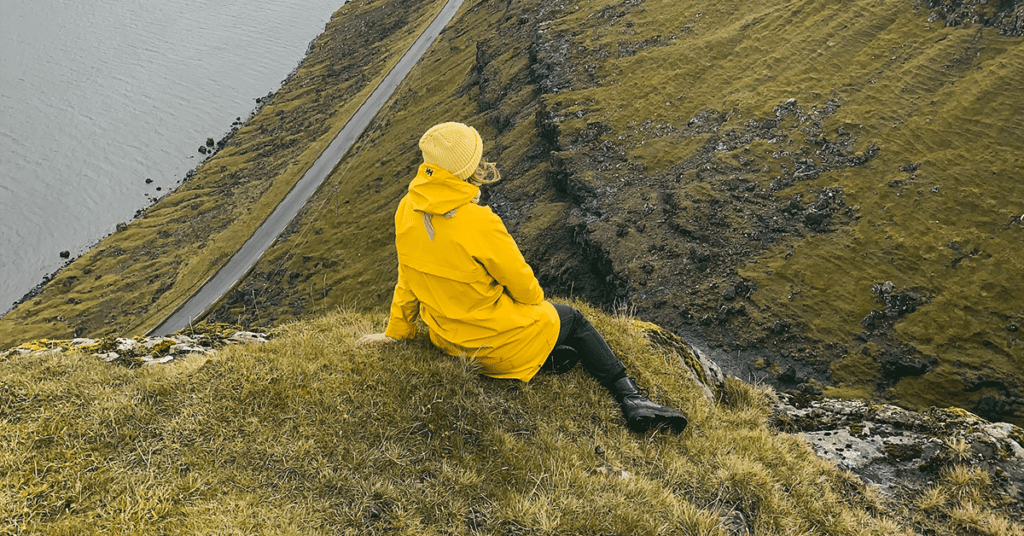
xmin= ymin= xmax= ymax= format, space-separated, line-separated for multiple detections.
xmin=69 ymin=338 xmax=98 ymax=348
xmin=772 ymin=393 xmax=1024 ymax=503
xmin=171 ymin=343 xmax=208 ymax=355
xmin=228 ymin=331 xmax=269 ymax=344
xmin=143 ymin=356 xmax=175 ymax=366
xmin=116 ymin=337 xmax=142 ymax=353
xmin=142 ymin=337 xmax=172 ymax=349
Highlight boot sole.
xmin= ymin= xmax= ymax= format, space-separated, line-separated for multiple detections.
xmin=628 ymin=409 xmax=688 ymax=434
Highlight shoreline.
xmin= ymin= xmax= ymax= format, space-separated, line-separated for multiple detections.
xmin=0 ymin=2 xmax=342 ymax=320
xmin=1 ymin=33 xmax=320 ymax=321
xmin=0 ymin=0 xmax=456 ymax=347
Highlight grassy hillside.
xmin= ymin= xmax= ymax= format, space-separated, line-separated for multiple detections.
xmin=199 ymin=0 xmax=1024 ymax=424
xmin=4 ymin=306 xmax=1020 ymax=535
xmin=2 ymin=0 xmax=1022 ymax=426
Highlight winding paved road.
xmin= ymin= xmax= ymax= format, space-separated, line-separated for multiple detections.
xmin=150 ymin=0 xmax=465 ymax=336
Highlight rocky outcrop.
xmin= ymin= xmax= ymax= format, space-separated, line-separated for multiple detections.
xmin=1 ymin=327 xmax=269 ymax=367
xmin=643 ymin=323 xmax=726 ymax=401
xmin=772 ymin=393 xmax=1024 ymax=510
xmin=922 ymin=0 xmax=1024 ymax=36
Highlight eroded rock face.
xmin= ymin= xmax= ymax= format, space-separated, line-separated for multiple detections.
xmin=771 ymin=393 xmax=1024 ymax=507
xmin=922 ymin=0 xmax=1024 ymax=36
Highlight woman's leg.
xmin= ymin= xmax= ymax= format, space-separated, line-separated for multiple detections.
xmin=547 ymin=303 xmax=688 ymax=434
xmin=551 ymin=303 xmax=626 ymax=383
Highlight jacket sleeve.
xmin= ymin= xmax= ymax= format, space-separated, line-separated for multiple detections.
xmin=474 ymin=209 xmax=546 ymax=305
xmin=384 ymin=263 xmax=419 ymax=339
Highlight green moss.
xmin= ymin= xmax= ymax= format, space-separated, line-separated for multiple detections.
xmin=520 ymin=202 xmax=570 ymax=240
xmin=827 ymin=352 xmax=881 ymax=400
xmin=149 ymin=339 xmax=174 ymax=358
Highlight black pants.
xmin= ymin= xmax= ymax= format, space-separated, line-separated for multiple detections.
xmin=545 ymin=303 xmax=627 ymax=384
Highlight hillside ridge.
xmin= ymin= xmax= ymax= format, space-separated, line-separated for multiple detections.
xmin=3 ymin=307 xmax=1022 ymax=534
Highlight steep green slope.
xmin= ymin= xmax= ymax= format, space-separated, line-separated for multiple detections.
xmin=7 ymin=307 xmax=1021 ymax=535
xmin=203 ymin=0 xmax=1024 ymax=424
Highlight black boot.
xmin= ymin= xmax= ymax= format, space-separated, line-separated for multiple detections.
xmin=607 ymin=376 xmax=688 ymax=434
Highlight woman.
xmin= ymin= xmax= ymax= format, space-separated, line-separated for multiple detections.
xmin=358 ymin=122 xmax=687 ymax=434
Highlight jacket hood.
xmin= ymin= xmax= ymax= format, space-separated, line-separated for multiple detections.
xmin=407 ymin=163 xmax=479 ymax=215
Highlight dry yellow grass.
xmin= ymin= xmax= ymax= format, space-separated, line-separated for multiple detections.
xmin=4 ymin=305 xmax=1019 ymax=534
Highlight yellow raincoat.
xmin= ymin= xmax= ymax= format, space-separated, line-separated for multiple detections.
xmin=384 ymin=164 xmax=559 ymax=381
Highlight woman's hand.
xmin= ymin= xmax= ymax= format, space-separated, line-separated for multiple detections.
xmin=355 ymin=333 xmax=396 ymax=346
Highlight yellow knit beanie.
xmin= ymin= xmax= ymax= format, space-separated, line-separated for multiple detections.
xmin=418 ymin=122 xmax=483 ymax=180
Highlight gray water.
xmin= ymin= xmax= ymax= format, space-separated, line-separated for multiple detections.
xmin=0 ymin=0 xmax=345 ymax=314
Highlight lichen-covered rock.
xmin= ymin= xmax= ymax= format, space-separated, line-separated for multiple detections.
xmin=0 ymin=329 xmax=270 ymax=367
xmin=771 ymin=393 xmax=1024 ymax=507
xmin=228 ymin=331 xmax=269 ymax=344
xmin=116 ymin=337 xmax=144 ymax=355
xmin=142 ymin=355 xmax=175 ymax=366
xmin=69 ymin=338 xmax=99 ymax=349
xmin=922 ymin=0 xmax=1024 ymax=36
xmin=171 ymin=342 xmax=208 ymax=356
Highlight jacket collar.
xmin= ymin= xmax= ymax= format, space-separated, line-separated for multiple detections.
xmin=407 ymin=163 xmax=479 ymax=216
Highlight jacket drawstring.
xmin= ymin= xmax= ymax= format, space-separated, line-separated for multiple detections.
xmin=421 ymin=209 xmax=458 ymax=241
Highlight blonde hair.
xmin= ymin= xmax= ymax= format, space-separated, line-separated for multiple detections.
xmin=467 ymin=161 xmax=500 ymax=204
xmin=467 ymin=161 xmax=501 ymax=186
